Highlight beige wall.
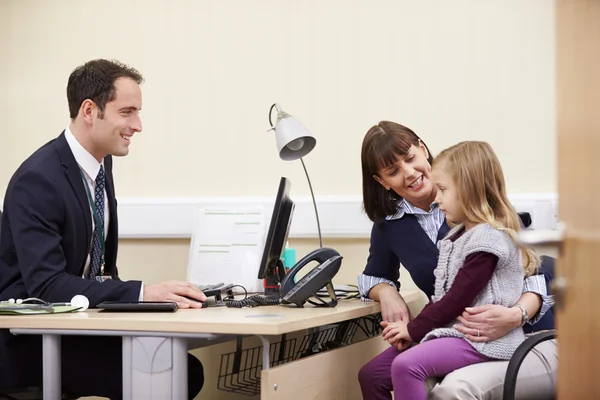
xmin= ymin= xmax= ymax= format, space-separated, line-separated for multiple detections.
xmin=0 ymin=0 xmax=555 ymax=197
xmin=1 ymin=1 xmax=557 ymax=399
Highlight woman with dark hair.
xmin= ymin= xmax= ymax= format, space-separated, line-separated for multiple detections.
xmin=357 ymin=121 xmax=556 ymax=399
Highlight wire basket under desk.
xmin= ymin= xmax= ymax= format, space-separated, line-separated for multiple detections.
xmin=217 ymin=313 xmax=382 ymax=396
xmin=218 ymin=336 xmax=297 ymax=396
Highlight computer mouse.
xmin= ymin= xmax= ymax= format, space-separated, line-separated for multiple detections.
xmin=183 ymin=297 xmax=208 ymax=308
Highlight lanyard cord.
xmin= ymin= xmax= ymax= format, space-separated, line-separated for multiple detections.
xmin=79 ymin=169 xmax=105 ymax=268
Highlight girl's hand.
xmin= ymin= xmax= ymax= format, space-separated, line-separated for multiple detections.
xmin=381 ymin=320 xmax=412 ymax=344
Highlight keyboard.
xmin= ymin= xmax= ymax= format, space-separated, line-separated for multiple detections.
xmin=195 ymin=283 xmax=234 ymax=297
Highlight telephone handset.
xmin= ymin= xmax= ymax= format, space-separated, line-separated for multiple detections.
xmin=280 ymin=247 xmax=343 ymax=308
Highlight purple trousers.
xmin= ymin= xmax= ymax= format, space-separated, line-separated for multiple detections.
xmin=358 ymin=338 xmax=492 ymax=400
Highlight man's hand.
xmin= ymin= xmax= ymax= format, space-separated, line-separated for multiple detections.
xmin=144 ymin=281 xmax=207 ymax=309
xmin=454 ymin=304 xmax=521 ymax=342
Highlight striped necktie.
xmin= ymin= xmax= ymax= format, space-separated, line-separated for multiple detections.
xmin=87 ymin=165 xmax=105 ymax=280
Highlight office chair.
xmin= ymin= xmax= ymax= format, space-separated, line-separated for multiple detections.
xmin=0 ymin=251 xmax=43 ymax=398
xmin=0 ymin=388 xmax=43 ymax=400
xmin=502 ymin=213 xmax=557 ymax=399
xmin=0 ymin=211 xmax=44 ymax=400
xmin=517 ymin=212 xmax=532 ymax=228
xmin=503 ymin=330 xmax=557 ymax=400
xmin=0 ymin=391 xmax=80 ymax=400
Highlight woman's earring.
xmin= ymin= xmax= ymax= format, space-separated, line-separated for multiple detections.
xmin=387 ymin=189 xmax=398 ymax=201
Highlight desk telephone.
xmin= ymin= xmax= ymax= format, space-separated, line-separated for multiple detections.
xmin=280 ymin=247 xmax=343 ymax=308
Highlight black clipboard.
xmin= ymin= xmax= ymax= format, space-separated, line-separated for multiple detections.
xmin=97 ymin=301 xmax=179 ymax=312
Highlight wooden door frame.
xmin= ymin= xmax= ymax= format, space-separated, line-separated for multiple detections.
xmin=555 ymin=1 xmax=600 ymax=399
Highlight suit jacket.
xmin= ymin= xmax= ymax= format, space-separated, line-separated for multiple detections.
xmin=0 ymin=132 xmax=141 ymax=306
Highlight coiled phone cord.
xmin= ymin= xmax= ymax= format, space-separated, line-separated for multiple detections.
xmin=225 ymin=294 xmax=281 ymax=308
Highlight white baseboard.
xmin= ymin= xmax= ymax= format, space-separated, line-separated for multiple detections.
xmin=116 ymin=194 xmax=559 ymax=239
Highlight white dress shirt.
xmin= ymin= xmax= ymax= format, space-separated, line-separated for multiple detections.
xmin=64 ymin=127 xmax=109 ymax=278
xmin=65 ymin=127 xmax=144 ymax=300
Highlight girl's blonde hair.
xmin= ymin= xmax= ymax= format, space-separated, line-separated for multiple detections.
xmin=432 ymin=141 xmax=540 ymax=276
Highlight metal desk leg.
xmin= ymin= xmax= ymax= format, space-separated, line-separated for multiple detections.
xmin=258 ymin=335 xmax=271 ymax=370
xmin=122 ymin=336 xmax=133 ymax=400
xmin=172 ymin=337 xmax=188 ymax=400
xmin=42 ymin=334 xmax=61 ymax=400
xmin=122 ymin=336 xmax=188 ymax=400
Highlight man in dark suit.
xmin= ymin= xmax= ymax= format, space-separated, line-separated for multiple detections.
xmin=0 ymin=59 xmax=206 ymax=399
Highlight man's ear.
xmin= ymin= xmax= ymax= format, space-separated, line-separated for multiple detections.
xmin=373 ymin=175 xmax=390 ymax=191
xmin=80 ymin=99 xmax=97 ymax=124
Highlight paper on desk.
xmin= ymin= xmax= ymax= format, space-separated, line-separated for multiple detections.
xmin=0 ymin=303 xmax=81 ymax=315
xmin=186 ymin=207 xmax=266 ymax=293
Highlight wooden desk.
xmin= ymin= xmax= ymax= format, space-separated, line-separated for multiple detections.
xmin=0 ymin=291 xmax=421 ymax=400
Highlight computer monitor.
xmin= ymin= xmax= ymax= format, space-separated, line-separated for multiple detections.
xmin=257 ymin=177 xmax=295 ymax=295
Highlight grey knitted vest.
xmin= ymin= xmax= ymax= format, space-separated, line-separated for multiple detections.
xmin=421 ymin=223 xmax=525 ymax=360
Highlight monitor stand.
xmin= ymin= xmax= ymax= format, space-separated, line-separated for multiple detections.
xmin=264 ymin=259 xmax=287 ymax=297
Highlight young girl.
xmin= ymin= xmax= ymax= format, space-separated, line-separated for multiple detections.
xmin=357 ymin=122 xmax=555 ymax=400
xmin=377 ymin=141 xmax=540 ymax=400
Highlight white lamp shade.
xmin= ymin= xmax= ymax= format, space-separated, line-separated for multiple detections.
xmin=274 ymin=116 xmax=316 ymax=161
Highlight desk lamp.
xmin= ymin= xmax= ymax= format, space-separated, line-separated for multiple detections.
xmin=267 ymin=103 xmax=322 ymax=247
xmin=267 ymin=104 xmax=344 ymax=308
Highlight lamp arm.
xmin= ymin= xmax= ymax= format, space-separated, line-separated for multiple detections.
xmin=300 ymin=158 xmax=323 ymax=248
xmin=268 ymin=103 xmax=277 ymax=127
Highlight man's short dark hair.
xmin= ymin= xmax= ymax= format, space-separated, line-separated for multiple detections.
xmin=66 ymin=59 xmax=144 ymax=119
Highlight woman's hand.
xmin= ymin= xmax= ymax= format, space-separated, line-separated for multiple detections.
xmin=378 ymin=286 xmax=412 ymax=323
xmin=454 ymin=304 xmax=521 ymax=342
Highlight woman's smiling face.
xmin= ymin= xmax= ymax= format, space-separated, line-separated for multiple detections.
xmin=373 ymin=142 xmax=435 ymax=208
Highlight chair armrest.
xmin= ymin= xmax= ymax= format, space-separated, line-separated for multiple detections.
xmin=503 ymin=330 xmax=557 ymax=400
